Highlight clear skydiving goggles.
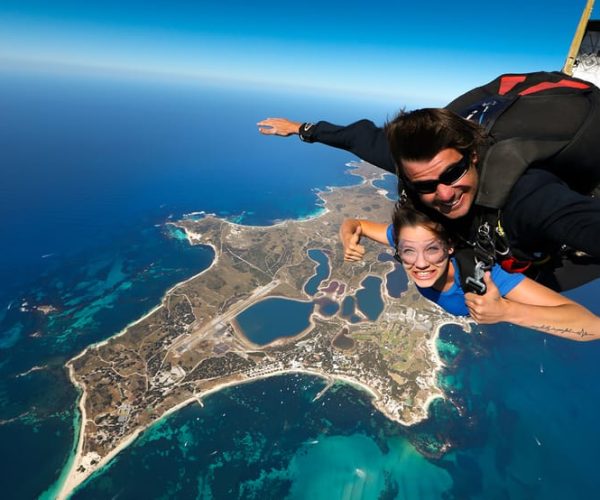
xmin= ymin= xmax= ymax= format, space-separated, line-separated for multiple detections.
xmin=393 ymin=239 xmax=449 ymax=266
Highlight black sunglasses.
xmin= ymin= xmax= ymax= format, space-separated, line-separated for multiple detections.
xmin=407 ymin=154 xmax=471 ymax=194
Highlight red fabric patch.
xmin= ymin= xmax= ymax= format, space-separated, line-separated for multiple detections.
xmin=500 ymin=257 xmax=531 ymax=274
xmin=498 ymin=75 xmax=527 ymax=95
xmin=519 ymin=79 xmax=590 ymax=95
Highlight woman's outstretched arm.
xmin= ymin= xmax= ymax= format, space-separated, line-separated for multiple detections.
xmin=339 ymin=219 xmax=390 ymax=262
xmin=465 ymin=272 xmax=600 ymax=341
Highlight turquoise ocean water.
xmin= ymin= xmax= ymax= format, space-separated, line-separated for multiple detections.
xmin=1 ymin=69 xmax=600 ymax=499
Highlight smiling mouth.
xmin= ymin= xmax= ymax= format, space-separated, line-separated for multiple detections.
xmin=413 ymin=270 xmax=436 ymax=280
xmin=437 ymin=194 xmax=463 ymax=212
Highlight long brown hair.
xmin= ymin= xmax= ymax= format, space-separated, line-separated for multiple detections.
xmin=385 ymin=107 xmax=486 ymax=163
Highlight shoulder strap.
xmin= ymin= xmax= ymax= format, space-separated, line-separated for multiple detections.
xmin=459 ymin=95 xmax=517 ymax=133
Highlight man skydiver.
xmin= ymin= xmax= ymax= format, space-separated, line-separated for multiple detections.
xmin=257 ymin=71 xmax=600 ymax=292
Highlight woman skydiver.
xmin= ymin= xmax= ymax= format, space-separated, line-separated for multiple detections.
xmin=340 ymin=204 xmax=600 ymax=341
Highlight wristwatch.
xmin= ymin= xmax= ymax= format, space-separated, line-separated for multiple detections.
xmin=299 ymin=122 xmax=315 ymax=142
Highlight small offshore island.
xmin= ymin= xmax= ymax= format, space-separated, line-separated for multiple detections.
xmin=59 ymin=162 xmax=470 ymax=498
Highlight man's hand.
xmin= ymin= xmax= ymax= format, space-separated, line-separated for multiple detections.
xmin=339 ymin=221 xmax=365 ymax=262
xmin=257 ymin=118 xmax=302 ymax=136
xmin=464 ymin=272 xmax=509 ymax=324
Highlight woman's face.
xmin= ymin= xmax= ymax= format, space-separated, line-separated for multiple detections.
xmin=396 ymin=225 xmax=452 ymax=289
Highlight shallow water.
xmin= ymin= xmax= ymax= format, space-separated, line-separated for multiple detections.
xmin=72 ymin=375 xmax=452 ymax=499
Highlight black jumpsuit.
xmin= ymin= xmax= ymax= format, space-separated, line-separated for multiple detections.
xmin=302 ymin=72 xmax=600 ymax=291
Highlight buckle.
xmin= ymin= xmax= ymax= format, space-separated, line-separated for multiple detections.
xmin=465 ymin=260 xmax=488 ymax=295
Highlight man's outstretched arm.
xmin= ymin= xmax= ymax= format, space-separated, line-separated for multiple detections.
xmin=505 ymin=168 xmax=600 ymax=260
xmin=257 ymin=117 xmax=396 ymax=174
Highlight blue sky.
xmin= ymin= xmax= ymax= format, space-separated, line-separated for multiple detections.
xmin=0 ymin=0 xmax=593 ymax=103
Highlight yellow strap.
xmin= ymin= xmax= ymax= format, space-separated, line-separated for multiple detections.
xmin=563 ymin=0 xmax=596 ymax=75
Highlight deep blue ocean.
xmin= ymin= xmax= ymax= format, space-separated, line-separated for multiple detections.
xmin=1 ymin=69 xmax=600 ymax=499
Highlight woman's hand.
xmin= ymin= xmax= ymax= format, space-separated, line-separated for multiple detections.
xmin=257 ymin=118 xmax=302 ymax=136
xmin=464 ymin=272 xmax=510 ymax=324
xmin=465 ymin=271 xmax=600 ymax=340
xmin=339 ymin=221 xmax=365 ymax=262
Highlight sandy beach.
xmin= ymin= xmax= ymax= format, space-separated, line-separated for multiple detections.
xmin=57 ymin=328 xmax=459 ymax=500
xmin=55 ymin=241 xmax=223 ymax=499
xmin=57 ymin=270 xmax=464 ymax=497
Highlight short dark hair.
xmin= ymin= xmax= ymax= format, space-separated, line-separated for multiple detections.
xmin=385 ymin=108 xmax=486 ymax=164
xmin=391 ymin=202 xmax=452 ymax=247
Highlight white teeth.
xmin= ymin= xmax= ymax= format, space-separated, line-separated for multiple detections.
xmin=415 ymin=271 xmax=433 ymax=278
xmin=440 ymin=194 xmax=462 ymax=208
xmin=442 ymin=199 xmax=459 ymax=207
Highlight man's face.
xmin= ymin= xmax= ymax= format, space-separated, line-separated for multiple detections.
xmin=401 ymin=148 xmax=478 ymax=219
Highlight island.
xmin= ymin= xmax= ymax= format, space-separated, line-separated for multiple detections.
xmin=58 ymin=162 xmax=469 ymax=498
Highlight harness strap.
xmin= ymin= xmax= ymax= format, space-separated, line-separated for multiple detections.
xmin=454 ymin=248 xmax=491 ymax=295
